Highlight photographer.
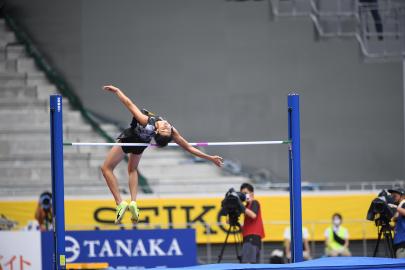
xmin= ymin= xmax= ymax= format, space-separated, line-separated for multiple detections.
xmin=388 ymin=188 xmax=405 ymax=258
xmin=35 ymin=191 xmax=53 ymax=231
xmin=240 ymin=183 xmax=265 ymax=264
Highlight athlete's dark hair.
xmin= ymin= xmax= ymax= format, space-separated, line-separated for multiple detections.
xmin=155 ymin=133 xmax=173 ymax=147
xmin=332 ymin=213 xmax=343 ymax=221
xmin=240 ymin=183 xmax=254 ymax=192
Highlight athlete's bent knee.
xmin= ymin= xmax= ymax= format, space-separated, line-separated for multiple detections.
xmin=128 ymin=167 xmax=138 ymax=174
xmin=101 ymin=164 xmax=114 ymax=175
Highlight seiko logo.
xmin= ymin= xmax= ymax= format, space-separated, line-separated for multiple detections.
xmin=65 ymin=236 xmax=183 ymax=262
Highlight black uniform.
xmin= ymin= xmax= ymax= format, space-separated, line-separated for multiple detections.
xmin=117 ymin=110 xmax=162 ymax=154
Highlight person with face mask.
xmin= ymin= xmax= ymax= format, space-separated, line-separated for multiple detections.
xmin=324 ymin=213 xmax=351 ymax=257
xmin=239 ymin=183 xmax=265 ymax=263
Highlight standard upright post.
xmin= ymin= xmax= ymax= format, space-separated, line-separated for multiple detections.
xmin=287 ymin=93 xmax=303 ymax=263
xmin=50 ymin=95 xmax=66 ymax=270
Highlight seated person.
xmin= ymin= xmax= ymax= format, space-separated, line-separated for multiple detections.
xmin=283 ymin=226 xmax=312 ymax=262
xmin=324 ymin=213 xmax=351 ymax=257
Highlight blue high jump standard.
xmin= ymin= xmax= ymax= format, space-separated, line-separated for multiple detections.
xmin=287 ymin=93 xmax=303 ymax=263
xmin=50 ymin=95 xmax=66 ymax=269
xmin=50 ymin=93 xmax=304 ymax=268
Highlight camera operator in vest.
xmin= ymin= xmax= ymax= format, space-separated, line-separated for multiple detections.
xmin=35 ymin=191 xmax=53 ymax=231
xmin=239 ymin=183 xmax=265 ymax=264
xmin=388 ymin=188 xmax=405 ymax=258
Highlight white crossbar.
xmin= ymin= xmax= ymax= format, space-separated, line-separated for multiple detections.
xmin=64 ymin=140 xmax=290 ymax=147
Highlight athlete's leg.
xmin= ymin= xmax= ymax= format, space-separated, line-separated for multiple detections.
xmin=128 ymin=153 xmax=142 ymax=222
xmin=101 ymin=146 xmax=126 ymax=205
xmin=128 ymin=153 xmax=142 ymax=201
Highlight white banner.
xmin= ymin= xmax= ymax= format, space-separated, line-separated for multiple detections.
xmin=0 ymin=231 xmax=42 ymax=270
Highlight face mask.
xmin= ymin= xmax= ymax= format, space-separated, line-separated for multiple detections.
xmin=333 ymin=218 xmax=341 ymax=226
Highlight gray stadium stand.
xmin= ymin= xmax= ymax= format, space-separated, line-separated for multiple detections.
xmin=0 ymin=19 xmax=250 ymax=197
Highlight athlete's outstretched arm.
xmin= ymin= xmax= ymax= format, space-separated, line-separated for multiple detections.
xmin=172 ymin=128 xmax=223 ymax=167
xmin=103 ymin=85 xmax=148 ymax=126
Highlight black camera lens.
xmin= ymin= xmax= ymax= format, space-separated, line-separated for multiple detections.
xmin=40 ymin=193 xmax=52 ymax=210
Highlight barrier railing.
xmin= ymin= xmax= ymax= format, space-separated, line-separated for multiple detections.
xmin=269 ymin=0 xmax=405 ymax=60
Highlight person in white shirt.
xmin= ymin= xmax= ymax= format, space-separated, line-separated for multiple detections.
xmin=283 ymin=226 xmax=312 ymax=262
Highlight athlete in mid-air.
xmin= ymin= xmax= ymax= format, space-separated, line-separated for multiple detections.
xmin=101 ymin=85 xmax=224 ymax=224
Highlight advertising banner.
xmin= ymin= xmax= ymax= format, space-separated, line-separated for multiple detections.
xmin=41 ymin=229 xmax=196 ymax=270
xmin=0 ymin=193 xmax=379 ymax=243
xmin=0 ymin=231 xmax=42 ymax=270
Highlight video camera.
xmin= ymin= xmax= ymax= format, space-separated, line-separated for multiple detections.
xmin=367 ymin=189 xmax=398 ymax=258
xmin=366 ymin=189 xmax=396 ymax=223
xmin=39 ymin=191 xmax=52 ymax=211
xmin=220 ymin=188 xmax=246 ymax=225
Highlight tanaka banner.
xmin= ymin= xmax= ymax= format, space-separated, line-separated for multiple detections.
xmin=41 ymin=229 xmax=197 ymax=270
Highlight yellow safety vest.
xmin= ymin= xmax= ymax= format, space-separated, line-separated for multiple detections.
xmin=326 ymin=226 xmax=347 ymax=251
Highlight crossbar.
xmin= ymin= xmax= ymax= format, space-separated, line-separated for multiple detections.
xmin=63 ymin=141 xmax=290 ymax=147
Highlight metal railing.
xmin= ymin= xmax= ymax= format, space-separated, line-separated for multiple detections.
xmin=0 ymin=179 xmax=403 ymax=196
xmin=358 ymin=5 xmax=405 ymax=58
xmin=269 ymin=0 xmax=405 ymax=61
xmin=261 ymin=179 xmax=405 ymax=191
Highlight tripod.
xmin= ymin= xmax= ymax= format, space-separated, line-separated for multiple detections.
xmin=217 ymin=215 xmax=243 ymax=263
xmin=373 ymin=218 xmax=395 ymax=258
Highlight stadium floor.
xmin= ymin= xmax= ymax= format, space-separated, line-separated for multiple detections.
xmin=152 ymin=257 xmax=405 ymax=270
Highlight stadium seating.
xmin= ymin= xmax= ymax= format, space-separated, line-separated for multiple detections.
xmin=0 ymin=19 xmax=249 ymax=197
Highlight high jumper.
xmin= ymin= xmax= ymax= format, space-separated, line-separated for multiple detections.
xmin=100 ymin=85 xmax=224 ymax=224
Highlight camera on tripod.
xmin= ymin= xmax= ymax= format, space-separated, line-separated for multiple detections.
xmin=217 ymin=187 xmax=247 ymax=263
xmin=367 ymin=189 xmax=396 ymax=224
xmin=366 ymin=189 xmax=397 ymax=258
xmin=220 ymin=188 xmax=246 ymax=225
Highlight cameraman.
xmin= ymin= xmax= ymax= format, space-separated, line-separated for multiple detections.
xmin=240 ymin=183 xmax=265 ymax=264
xmin=35 ymin=191 xmax=53 ymax=231
xmin=388 ymin=188 xmax=405 ymax=258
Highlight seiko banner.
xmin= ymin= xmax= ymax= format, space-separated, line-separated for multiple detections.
xmin=0 ymin=194 xmax=378 ymax=242
xmin=41 ymin=229 xmax=196 ymax=269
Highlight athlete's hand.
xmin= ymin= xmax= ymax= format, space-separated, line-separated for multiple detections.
xmin=210 ymin=155 xmax=224 ymax=167
xmin=103 ymin=85 xmax=121 ymax=94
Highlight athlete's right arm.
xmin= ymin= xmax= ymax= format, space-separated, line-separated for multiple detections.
xmin=103 ymin=85 xmax=148 ymax=126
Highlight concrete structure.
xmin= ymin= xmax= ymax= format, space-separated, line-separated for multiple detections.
xmin=4 ymin=0 xmax=404 ymax=185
